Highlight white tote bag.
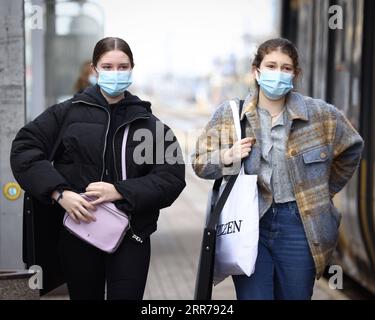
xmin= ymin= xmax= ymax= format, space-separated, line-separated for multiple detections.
xmin=213 ymin=100 xmax=259 ymax=285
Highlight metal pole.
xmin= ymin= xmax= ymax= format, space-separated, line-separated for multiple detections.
xmin=0 ymin=0 xmax=26 ymax=269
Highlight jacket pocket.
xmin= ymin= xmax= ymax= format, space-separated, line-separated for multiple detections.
xmin=301 ymin=145 xmax=330 ymax=182
xmin=302 ymin=145 xmax=329 ymax=164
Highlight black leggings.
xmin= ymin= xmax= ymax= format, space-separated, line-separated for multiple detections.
xmin=59 ymin=227 xmax=151 ymax=300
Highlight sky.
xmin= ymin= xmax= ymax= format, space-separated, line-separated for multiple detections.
xmin=89 ymin=0 xmax=281 ymax=78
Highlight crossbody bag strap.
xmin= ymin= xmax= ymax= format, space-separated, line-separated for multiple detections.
xmin=121 ymin=125 xmax=130 ymax=180
xmin=120 ymin=124 xmax=145 ymax=243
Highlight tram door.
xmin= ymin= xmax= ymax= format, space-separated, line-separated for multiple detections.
xmin=356 ymin=0 xmax=375 ymax=290
xmin=335 ymin=0 xmax=375 ymax=292
xmin=328 ymin=0 xmax=367 ymax=283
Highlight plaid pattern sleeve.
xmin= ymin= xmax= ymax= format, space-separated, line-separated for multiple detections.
xmin=192 ymin=100 xmax=241 ymax=179
xmin=329 ymin=107 xmax=364 ymax=197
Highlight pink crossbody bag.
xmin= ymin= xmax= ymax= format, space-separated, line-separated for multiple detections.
xmin=63 ymin=125 xmax=131 ymax=253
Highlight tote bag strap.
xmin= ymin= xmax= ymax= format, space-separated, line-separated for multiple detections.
xmin=207 ymin=100 xmax=246 ymax=229
xmin=121 ymin=125 xmax=130 ymax=180
xmin=230 ymin=100 xmax=242 ymax=141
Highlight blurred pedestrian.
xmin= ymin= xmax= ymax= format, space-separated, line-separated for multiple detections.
xmin=192 ymin=38 xmax=364 ymax=300
xmin=73 ymin=60 xmax=98 ymax=93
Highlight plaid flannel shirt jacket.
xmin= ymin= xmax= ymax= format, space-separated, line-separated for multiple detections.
xmin=192 ymin=85 xmax=364 ymax=278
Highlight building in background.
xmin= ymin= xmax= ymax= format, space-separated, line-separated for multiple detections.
xmin=25 ymin=0 xmax=104 ymax=121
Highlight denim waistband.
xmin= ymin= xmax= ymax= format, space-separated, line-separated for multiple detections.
xmin=271 ymin=200 xmax=298 ymax=211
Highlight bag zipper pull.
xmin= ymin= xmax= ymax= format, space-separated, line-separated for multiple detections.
xmin=127 ymin=220 xmax=144 ymax=244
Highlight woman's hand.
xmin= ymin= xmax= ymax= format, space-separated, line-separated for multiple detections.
xmin=84 ymin=181 xmax=123 ymax=206
xmin=222 ymin=137 xmax=255 ymax=166
xmin=53 ymin=190 xmax=97 ymax=224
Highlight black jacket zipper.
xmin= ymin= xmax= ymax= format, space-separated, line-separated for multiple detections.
xmin=72 ymin=99 xmax=150 ymax=243
xmin=71 ymin=100 xmax=110 ymax=181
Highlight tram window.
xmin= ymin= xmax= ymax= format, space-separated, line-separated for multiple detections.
xmin=332 ymin=0 xmax=362 ymax=130
xmin=295 ymin=0 xmax=314 ymax=95
xmin=311 ymin=0 xmax=329 ymax=100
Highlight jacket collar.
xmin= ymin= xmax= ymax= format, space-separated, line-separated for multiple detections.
xmin=240 ymin=84 xmax=309 ymax=122
xmin=285 ymin=91 xmax=309 ymax=122
xmin=71 ymin=85 xmax=152 ymax=123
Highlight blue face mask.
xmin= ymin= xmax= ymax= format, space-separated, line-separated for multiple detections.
xmin=256 ymin=69 xmax=294 ymax=100
xmin=96 ymin=69 xmax=133 ymax=97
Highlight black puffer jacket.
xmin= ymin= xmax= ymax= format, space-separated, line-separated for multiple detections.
xmin=10 ymin=85 xmax=186 ymax=240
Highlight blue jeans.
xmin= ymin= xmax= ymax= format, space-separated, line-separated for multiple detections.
xmin=232 ymin=201 xmax=316 ymax=300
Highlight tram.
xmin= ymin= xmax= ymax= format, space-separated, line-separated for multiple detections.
xmin=282 ymin=0 xmax=375 ymax=293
